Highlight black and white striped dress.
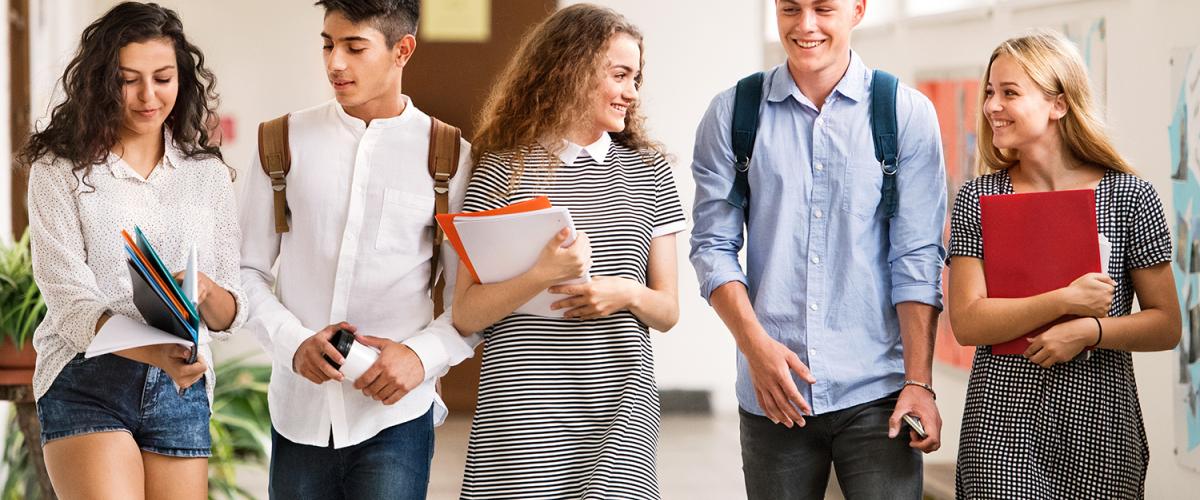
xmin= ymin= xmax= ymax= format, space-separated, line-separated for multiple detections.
xmin=459 ymin=141 xmax=686 ymax=499
xmin=949 ymin=169 xmax=1172 ymax=499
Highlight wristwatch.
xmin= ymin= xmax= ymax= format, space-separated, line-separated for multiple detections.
xmin=903 ymin=379 xmax=936 ymax=400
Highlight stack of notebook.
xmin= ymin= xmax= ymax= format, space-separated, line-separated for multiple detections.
xmin=436 ymin=197 xmax=590 ymax=318
xmin=86 ymin=227 xmax=202 ymax=363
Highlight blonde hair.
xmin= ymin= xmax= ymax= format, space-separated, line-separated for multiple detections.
xmin=976 ymin=29 xmax=1134 ymax=175
xmin=471 ymin=4 xmax=662 ymax=179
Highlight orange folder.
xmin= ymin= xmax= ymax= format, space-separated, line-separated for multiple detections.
xmin=121 ymin=229 xmax=191 ymax=323
xmin=979 ymin=189 xmax=1100 ymax=355
xmin=436 ymin=196 xmax=553 ymax=283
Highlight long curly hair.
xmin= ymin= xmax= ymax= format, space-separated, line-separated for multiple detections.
xmin=471 ymin=3 xmax=662 ymax=179
xmin=976 ymin=29 xmax=1134 ymax=175
xmin=20 ymin=2 xmax=223 ymax=188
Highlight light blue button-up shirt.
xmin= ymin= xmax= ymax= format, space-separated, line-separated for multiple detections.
xmin=689 ymin=53 xmax=947 ymax=416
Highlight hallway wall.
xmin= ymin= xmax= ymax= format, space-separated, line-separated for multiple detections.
xmin=12 ymin=0 xmax=1199 ymax=495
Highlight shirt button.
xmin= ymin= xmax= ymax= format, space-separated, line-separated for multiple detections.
xmin=814 ymin=209 xmax=823 ymax=219
xmin=816 ymin=118 xmax=824 ymax=127
xmin=810 ymin=303 xmax=819 ymax=311
xmin=811 ymin=255 xmax=820 ymax=264
xmin=810 ymin=348 xmax=817 ymax=356
xmin=815 ymin=163 xmax=825 ymax=172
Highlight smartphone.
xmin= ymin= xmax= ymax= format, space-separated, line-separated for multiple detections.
xmin=901 ymin=414 xmax=928 ymax=439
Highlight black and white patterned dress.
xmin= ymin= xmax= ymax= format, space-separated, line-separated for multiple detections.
xmin=459 ymin=142 xmax=686 ymax=499
xmin=949 ymin=169 xmax=1172 ymax=499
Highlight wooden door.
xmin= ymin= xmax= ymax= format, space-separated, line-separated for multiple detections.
xmin=9 ymin=0 xmax=30 ymax=239
xmin=406 ymin=0 xmax=557 ymax=413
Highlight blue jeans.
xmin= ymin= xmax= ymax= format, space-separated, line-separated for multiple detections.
xmin=268 ymin=406 xmax=434 ymax=500
xmin=37 ymin=353 xmax=210 ymax=457
xmin=739 ymin=393 xmax=922 ymax=500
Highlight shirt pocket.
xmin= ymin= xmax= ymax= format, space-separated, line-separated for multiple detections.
xmin=375 ymin=188 xmax=434 ymax=254
xmin=841 ymin=157 xmax=885 ymax=220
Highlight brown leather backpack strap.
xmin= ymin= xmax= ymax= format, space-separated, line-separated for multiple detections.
xmin=428 ymin=116 xmax=462 ymax=317
xmin=257 ymin=114 xmax=292 ymax=233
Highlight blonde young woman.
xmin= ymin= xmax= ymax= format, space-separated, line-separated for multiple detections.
xmin=948 ymin=30 xmax=1180 ymax=498
xmin=451 ymin=4 xmax=686 ymax=498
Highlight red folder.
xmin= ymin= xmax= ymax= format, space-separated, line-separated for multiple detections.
xmin=435 ymin=196 xmax=553 ymax=283
xmin=979 ymin=189 xmax=1100 ymax=355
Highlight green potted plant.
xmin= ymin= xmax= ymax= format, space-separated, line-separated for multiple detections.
xmin=0 ymin=230 xmax=45 ymax=385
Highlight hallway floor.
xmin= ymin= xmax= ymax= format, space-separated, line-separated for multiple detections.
xmin=239 ymin=413 xmax=848 ymax=499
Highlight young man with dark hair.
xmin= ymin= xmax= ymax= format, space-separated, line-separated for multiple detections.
xmin=240 ymin=1 xmax=477 ymax=498
xmin=690 ymin=1 xmax=947 ymax=498
xmin=315 ymin=0 xmax=419 ymax=46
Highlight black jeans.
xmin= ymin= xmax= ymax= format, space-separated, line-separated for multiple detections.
xmin=739 ymin=393 xmax=922 ymax=500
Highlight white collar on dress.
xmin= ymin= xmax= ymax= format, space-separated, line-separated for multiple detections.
xmin=546 ymin=132 xmax=612 ymax=166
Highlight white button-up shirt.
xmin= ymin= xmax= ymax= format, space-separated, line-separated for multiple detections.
xmin=240 ymin=98 xmax=478 ymax=448
xmin=27 ymin=137 xmax=247 ymax=403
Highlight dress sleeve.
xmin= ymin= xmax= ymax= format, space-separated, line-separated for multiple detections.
xmin=650 ymin=152 xmax=687 ymax=238
xmin=462 ymin=152 xmax=513 ymax=213
xmin=948 ymin=179 xmax=985 ymax=262
xmin=1126 ymin=180 xmax=1172 ymax=269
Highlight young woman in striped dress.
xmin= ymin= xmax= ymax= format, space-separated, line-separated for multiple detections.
xmin=451 ymin=4 xmax=686 ymax=498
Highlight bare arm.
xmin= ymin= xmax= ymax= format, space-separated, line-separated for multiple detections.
xmin=1092 ymin=263 xmax=1181 ymax=351
xmin=452 ymin=262 xmax=558 ymax=334
xmin=947 ymin=257 xmax=1115 ymax=346
xmin=896 ymin=302 xmax=937 ymax=385
xmin=626 ymin=235 xmax=680 ymax=331
xmin=173 ymin=271 xmax=236 ymax=331
xmin=551 ymin=234 xmax=680 ymax=331
xmin=1025 ymin=262 xmax=1180 ymax=366
xmin=889 ymin=301 xmax=942 ymax=453
xmin=452 ymin=230 xmax=591 ymax=334
xmin=197 ymin=285 xmax=237 ymax=331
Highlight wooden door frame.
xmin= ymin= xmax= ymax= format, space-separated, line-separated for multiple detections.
xmin=10 ymin=0 xmax=30 ymax=239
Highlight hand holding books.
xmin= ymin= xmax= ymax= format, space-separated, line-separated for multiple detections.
xmin=88 ymin=227 xmax=207 ymax=366
xmin=1058 ymin=272 xmax=1117 ymax=318
xmin=437 ymin=197 xmax=592 ymax=317
xmin=979 ymin=189 xmax=1114 ymax=360
xmin=529 ymin=228 xmax=592 ymax=288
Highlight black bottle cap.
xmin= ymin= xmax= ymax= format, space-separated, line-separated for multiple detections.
xmin=323 ymin=328 xmax=354 ymax=369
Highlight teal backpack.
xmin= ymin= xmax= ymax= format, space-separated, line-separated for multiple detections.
xmin=726 ymin=70 xmax=901 ymax=220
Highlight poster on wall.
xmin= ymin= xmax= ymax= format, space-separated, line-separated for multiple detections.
xmin=916 ymin=71 xmax=982 ymax=372
xmin=1168 ymin=46 xmax=1200 ymax=473
xmin=1060 ymin=17 xmax=1107 ymax=107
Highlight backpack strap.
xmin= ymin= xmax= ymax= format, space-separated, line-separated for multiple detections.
xmin=870 ymin=69 xmax=901 ymax=220
xmin=727 ymin=72 xmax=765 ymax=213
xmin=257 ymin=114 xmax=292 ymax=233
xmin=427 ymin=117 xmax=462 ymax=318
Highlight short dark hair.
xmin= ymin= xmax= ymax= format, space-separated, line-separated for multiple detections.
xmin=314 ymin=0 xmax=419 ymax=47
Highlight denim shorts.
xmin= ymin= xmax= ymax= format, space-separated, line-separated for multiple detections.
xmin=36 ymin=353 xmax=211 ymax=458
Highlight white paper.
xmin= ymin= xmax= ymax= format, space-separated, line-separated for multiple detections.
xmin=1099 ymin=233 xmax=1112 ymax=275
xmin=454 ymin=207 xmax=590 ymax=317
xmin=85 ymin=314 xmax=209 ymax=358
xmin=183 ymin=244 xmax=198 ymax=304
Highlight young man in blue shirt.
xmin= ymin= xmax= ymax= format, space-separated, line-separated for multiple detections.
xmin=689 ymin=1 xmax=947 ymax=498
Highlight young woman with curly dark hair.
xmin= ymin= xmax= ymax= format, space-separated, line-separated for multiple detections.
xmin=22 ymin=3 xmax=245 ymax=498
xmin=451 ymin=4 xmax=686 ymax=498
